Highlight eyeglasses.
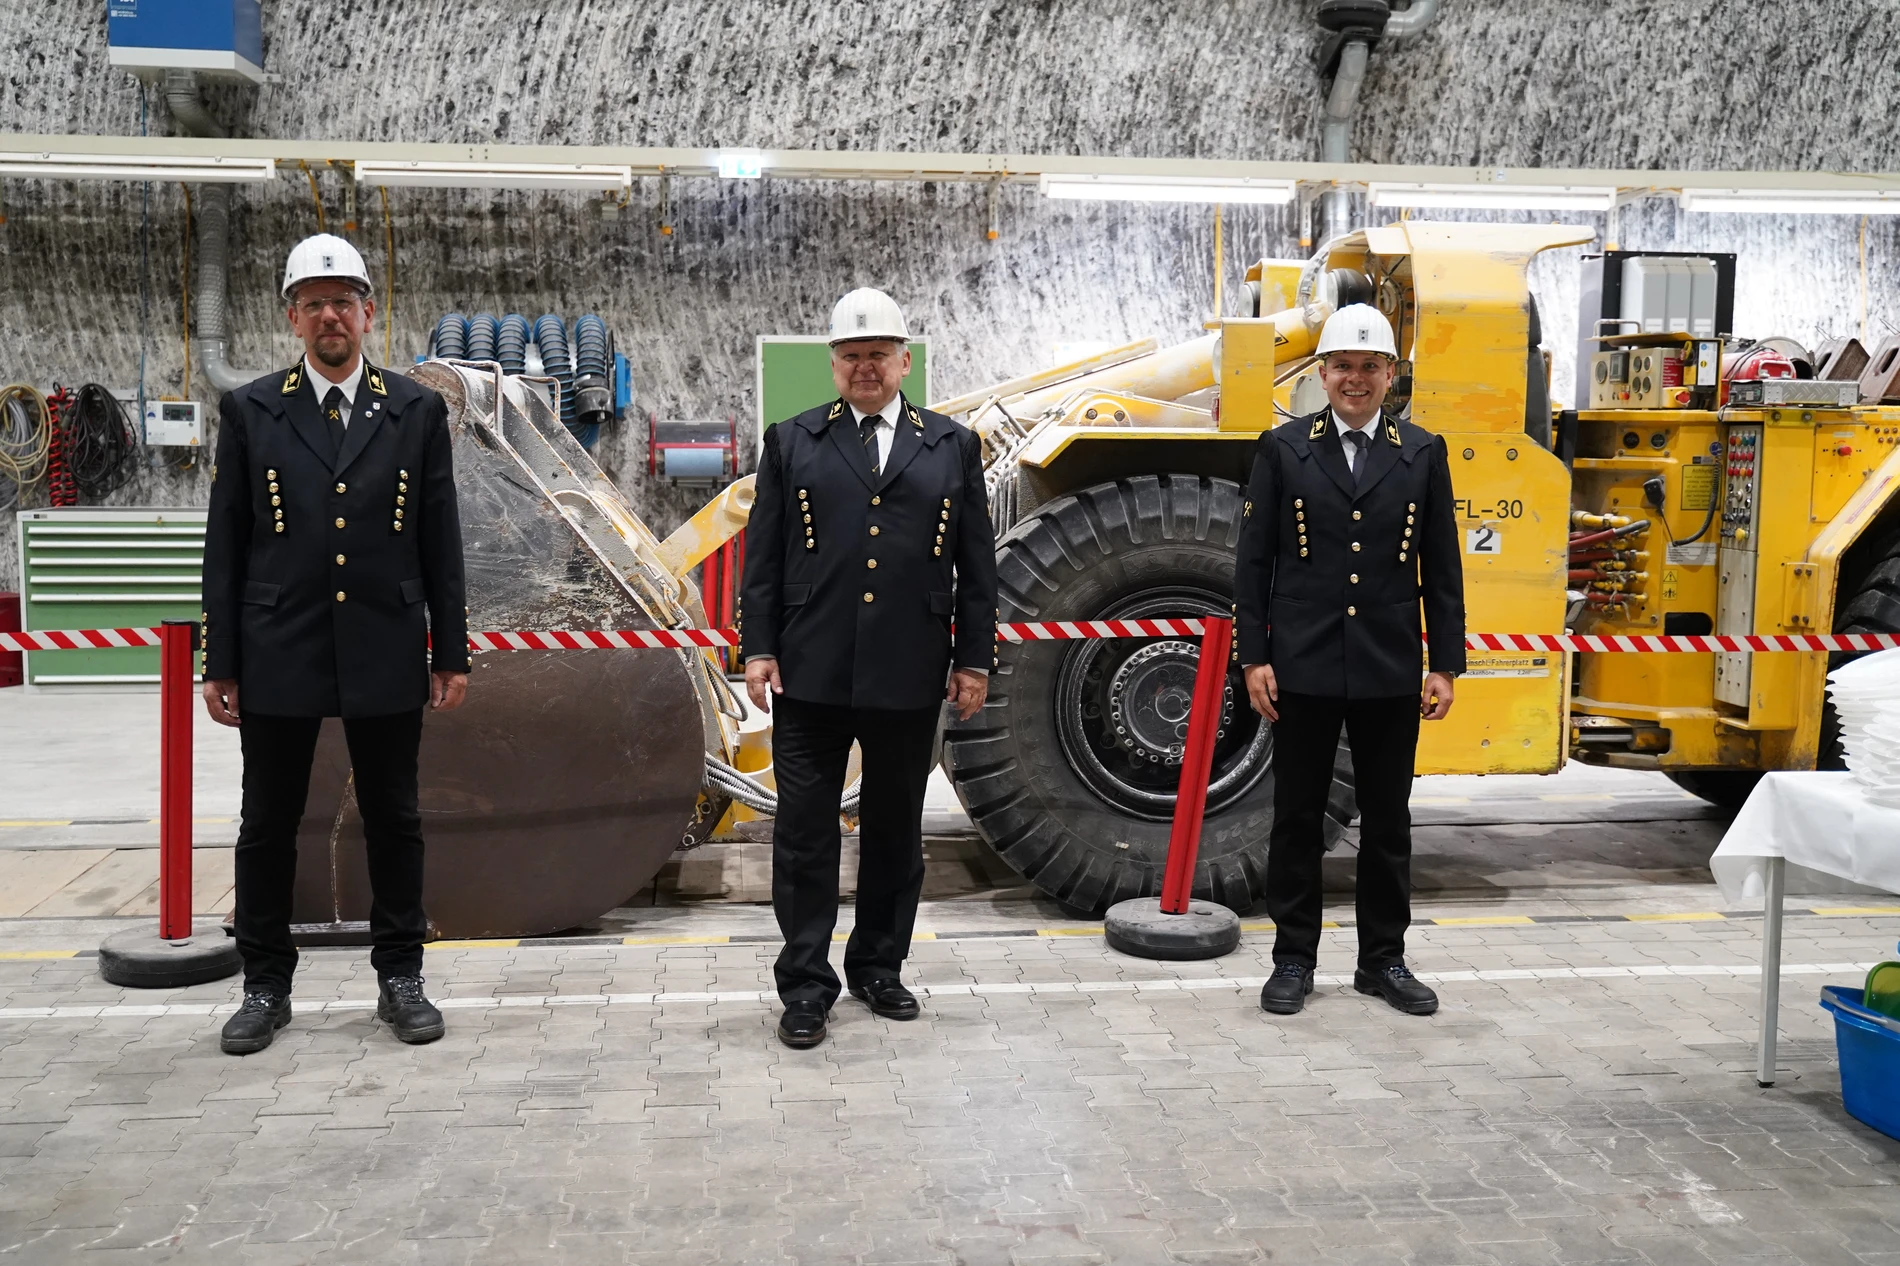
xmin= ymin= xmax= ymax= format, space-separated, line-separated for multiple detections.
xmin=295 ymin=295 xmax=364 ymax=318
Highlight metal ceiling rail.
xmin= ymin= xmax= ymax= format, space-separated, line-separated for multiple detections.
xmin=1 ymin=132 xmax=1898 ymax=195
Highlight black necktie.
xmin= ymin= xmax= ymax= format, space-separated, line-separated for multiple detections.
xmin=321 ymin=386 xmax=346 ymax=460
xmin=1344 ymin=428 xmax=1368 ymax=485
xmin=859 ymin=413 xmax=881 ymax=476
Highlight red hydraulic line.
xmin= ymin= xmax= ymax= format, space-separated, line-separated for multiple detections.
xmin=158 ymin=620 xmax=196 ymax=941
xmin=1157 ymin=615 xmax=1233 ymax=916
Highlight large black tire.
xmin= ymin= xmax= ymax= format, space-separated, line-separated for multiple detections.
xmin=945 ymin=474 xmax=1356 ymax=916
xmin=1662 ymin=770 xmax=1761 ymax=810
xmin=1821 ymin=532 xmax=1900 ymax=768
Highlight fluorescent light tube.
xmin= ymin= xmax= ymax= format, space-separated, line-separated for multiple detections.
xmin=1367 ymin=182 xmax=1616 ymax=211
xmin=717 ymin=152 xmax=765 ymax=179
xmin=354 ymin=160 xmax=633 ymax=191
xmin=1039 ymin=174 xmax=1296 ymax=205
xmin=1680 ymin=188 xmax=1900 ymax=215
xmin=0 ymin=153 xmax=276 ymax=183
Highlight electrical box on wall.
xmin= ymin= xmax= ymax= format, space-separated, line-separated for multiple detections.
xmin=106 ymin=0 xmax=265 ymax=83
xmin=143 ymin=400 xmax=204 ymax=446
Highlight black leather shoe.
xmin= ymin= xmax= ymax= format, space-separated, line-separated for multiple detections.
xmin=1259 ymin=962 xmax=1315 ymax=1015
xmin=777 ymin=1000 xmax=829 ymax=1048
xmin=1355 ymin=963 xmax=1439 ymax=1015
xmin=220 ymin=990 xmax=291 ymax=1055
xmin=377 ymin=976 xmax=446 ymax=1044
xmin=849 ymin=978 xmax=920 ymax=1021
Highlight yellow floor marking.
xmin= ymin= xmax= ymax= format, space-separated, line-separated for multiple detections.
xmin=0 ymin=950 xmax=80 ymax=960
xmin=1625 ymin=911 xmax=1725 ymax=922
xmin=1433 ymin=915 xmax=1536 ymax=926
xmin=427 ymin=938 xmax=521 ymax=949
xmin=1037 ymin=927 xmax=1104 ymax=937
xmin=0 ymin=821 xmax=73 ymax=828
xmin=1238 ymin=922 xmax=1276 ymax=932
xmin=621 ymin=935 xmax=729 ymax=946
xmin=1811 ymin=906 xmax=1900 ymax=916
xmin=1410 ymin=797 xmax=1471 ymax=806
xmin=911 ymin=932 xmax=937 ymax=940
xmin=1320 ymin=921 xmax=1340 ymax=929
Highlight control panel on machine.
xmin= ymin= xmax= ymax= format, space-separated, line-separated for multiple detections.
xmin=1714 ymin=424 xmax=1762 ymax=707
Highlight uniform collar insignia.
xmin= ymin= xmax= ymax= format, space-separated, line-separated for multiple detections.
xmin=365 ymin=364 xmax=388 ymax=397
xmin=1385 ymin=416 xmax=1402 ymax=446
xmin=1308 ymin=410 xmax=1328 ymax=441
xmin=826 ymin=400 xmax=844 ymax=422
xmin=281 ymin=363 xmax=302 ymax=395
xmin=907 ymin=402 xmax=923 ymax=429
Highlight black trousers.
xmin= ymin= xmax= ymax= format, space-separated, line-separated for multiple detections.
xmin=234 ymin=710 xmax=428 ymax=993
xmin=771 ymin=695 xmax=939 ymax=1007
xmin=1267 ymin=691 xmax=1420 ymax=971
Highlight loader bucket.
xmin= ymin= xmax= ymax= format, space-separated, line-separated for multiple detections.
xmin=284 ymin=361 xmax=723 ymax=941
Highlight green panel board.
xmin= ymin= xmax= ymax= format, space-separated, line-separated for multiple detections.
xmin=756 ymin=336 xmax=928 ymax=446
xmin=17 ymin=509 xmax=206 ymax=685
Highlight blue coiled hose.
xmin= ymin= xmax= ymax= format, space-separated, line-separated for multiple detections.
xmin=430 ymin=313 xmax=468 ymax=359
xmin=496 ymin=314 xmax=531 ymax=375
xmin=465 ymin=313 xmax=499 ymax=363
xmin=533 ymin=314 xmax=579 ymax=435
xmin=570 ymin=314 xmax=612 ymax=450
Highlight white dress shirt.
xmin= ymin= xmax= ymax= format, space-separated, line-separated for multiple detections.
xmin=305 ymin=355 xmax=365 ymax=428
xmin=849 ymin=398 xmax=898 ymax=470
xmin=1334 ymin=410 xmax=1377 ymax=476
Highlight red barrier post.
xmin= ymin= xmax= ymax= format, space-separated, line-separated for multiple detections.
xmin=158 ymin=619 xmax=196 ymax=941
xmin=98 ymin=618 xmax=239 ymax=986
xmin=1157 ymin=616 xmax=1233 ymax=915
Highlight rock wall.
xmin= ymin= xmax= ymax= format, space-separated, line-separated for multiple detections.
xmin=2 ymin=0 xmax=1897 ymax=588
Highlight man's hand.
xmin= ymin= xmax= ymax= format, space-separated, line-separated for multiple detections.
xmin=1243 ymin=664 xmax=1279 ymax=722
xmin=431 ymin=671 xmax=469 ymax=712
xmin=745 ymin=657 xmax=783 ymax=713
xmin=1421 ymin=671 xmax=1455 ymax=721
xmin=947 ymin=668 xmax=988 ymax=721
xmin=203 ymin=678 xmax=241 ymax=727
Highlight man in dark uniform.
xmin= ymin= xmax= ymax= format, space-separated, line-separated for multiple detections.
xmin=741 ymin=287 xmax=998 ymax=1049
xmin=1235 ymin=304 xmax=1464 ymax=1018
xmin=201 ymin=233 xmax=470 ymax=1054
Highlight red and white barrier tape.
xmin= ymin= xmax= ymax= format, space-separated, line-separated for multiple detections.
xmin=4 ymin=626 xmax=1899 ymax=655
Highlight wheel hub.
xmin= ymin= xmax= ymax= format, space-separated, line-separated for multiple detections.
xmin=1105 ymin=641 xmax=1232 ymax=765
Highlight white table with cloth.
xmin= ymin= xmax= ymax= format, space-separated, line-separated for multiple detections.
xmin=1712 ymin=770 xmax=1900 ymax=1085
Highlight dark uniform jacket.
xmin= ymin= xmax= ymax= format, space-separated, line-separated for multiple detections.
xmin=740 ymin=394 xmax=998 ymax=711
xmin=201 ymin=361 xmax=470 ymax=718
xmin=1234 ymin=408 xmax=1465 ymax=699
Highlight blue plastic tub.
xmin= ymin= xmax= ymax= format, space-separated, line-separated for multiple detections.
xmin=1819 ymin=987 xmax=1900 ymax=1141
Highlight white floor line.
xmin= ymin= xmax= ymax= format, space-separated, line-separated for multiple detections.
xmin=0 ymin=961 xmax=1875 ymax=1022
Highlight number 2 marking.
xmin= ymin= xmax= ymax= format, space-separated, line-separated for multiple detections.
xmin=1466 ymin=525 xmax=1500 ymax=554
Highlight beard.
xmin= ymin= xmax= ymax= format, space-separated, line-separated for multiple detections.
xmin=312 ymin=335 xmax=356 ymax=369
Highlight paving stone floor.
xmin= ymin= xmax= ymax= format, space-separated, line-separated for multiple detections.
xmin=0 ymin=909 xmax=1895 ymax=1264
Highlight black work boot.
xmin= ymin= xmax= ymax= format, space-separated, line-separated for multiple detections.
xmin=1259 ymin=961 xmax=1315 ymax=1015
xmin=377 ymin=975 xmax=446 ymax=1044
xmin=1354 ymin=963 xmax=1439 ymax=1016
xmin=220 ymin=990 xmax=291 ymax=1055
xmin=777 ymin=1000 xmax=829 ymax=1048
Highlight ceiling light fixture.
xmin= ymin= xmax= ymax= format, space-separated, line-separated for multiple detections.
xmin=716 ymin=152 xmax=765 ymax=180
xmin=1679 ymin=188 xmax=1900 ymax=215
xmin=1367 ymin=182 xmax=1616 ymax=211
xmin=1039 ymin=174 xmax=1296 ymax=205
xmin=354 ymin=160 xmax=633 ymax=191
xmin=0 ymin=153 xmax=277 ymax=183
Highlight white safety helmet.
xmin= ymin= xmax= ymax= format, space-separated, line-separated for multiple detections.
xmin=1315 ymin=303 xmax=1398 ymax=359
xmin=828 ymin=287 xmax=910 ymax=345
xmin=281 ymin=233 xmax=371 ymax=302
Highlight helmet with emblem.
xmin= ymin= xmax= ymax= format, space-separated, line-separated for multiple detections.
xmin=827 ymin=288 xmax=910 ymax=346
xmin=1315 ymin=303 xmax=1398 ymax=359
xmin=281 ymin=233 xmax=372 ymax=302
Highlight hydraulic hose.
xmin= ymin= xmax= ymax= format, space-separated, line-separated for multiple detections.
xmin=162 ymin=70 xmax=263 ymax=392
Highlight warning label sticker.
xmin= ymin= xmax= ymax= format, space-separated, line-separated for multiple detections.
xmin=1461 ymin=650 xmax=1552 ymax=679
xmin=1680 ymin=464 xmax=1717 ymax=512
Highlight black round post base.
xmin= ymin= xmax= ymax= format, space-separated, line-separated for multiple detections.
xmin=99 ymin=925 xmax=242 ymax=989
xmin=1103 ymin=897 xmax=1242 ymax=961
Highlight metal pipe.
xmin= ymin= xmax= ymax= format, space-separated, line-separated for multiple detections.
xmin=1320 ymin=39 xmax=1369 ymax=243
xmin=162 ymin=71 xmax=264 ymax=392
xmin=1382 ymin=0 xmax=1441 ymax=43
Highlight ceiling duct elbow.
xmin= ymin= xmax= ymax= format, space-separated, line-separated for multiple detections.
xmin=162 ymin=70 xmax=266 ymax=393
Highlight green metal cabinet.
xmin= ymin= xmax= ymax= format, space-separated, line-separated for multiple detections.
xmin=16 ymin=508 xmax=206 ymax=686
